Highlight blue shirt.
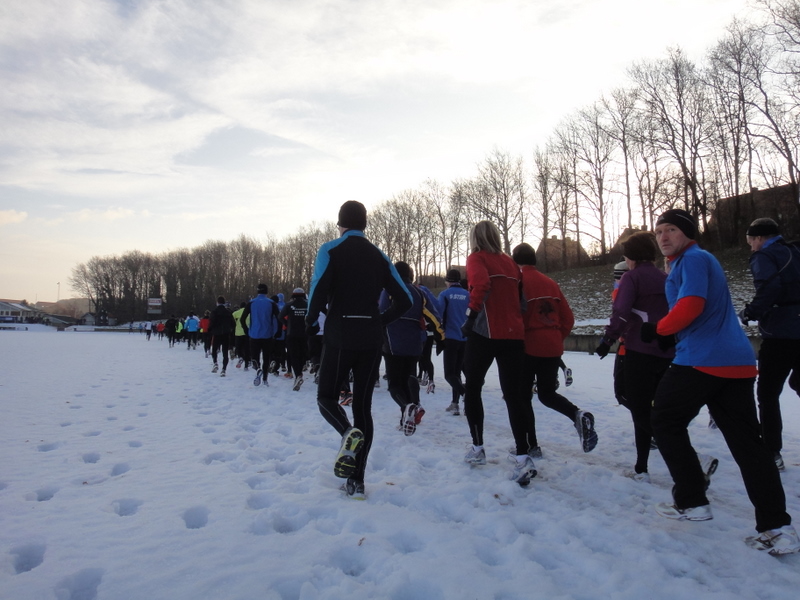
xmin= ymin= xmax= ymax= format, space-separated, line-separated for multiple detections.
xmin=438 ymin=284 xmax=469 ymax=342
xmin=667 ymin=244 xmax=755 ymax=367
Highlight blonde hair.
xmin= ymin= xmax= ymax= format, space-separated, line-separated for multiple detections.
xmin=470 ymin=221 xmax=504 ymax=254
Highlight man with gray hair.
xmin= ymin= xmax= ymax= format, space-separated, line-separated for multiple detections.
xmin=740 ymin=217 xmax=800 ymax=471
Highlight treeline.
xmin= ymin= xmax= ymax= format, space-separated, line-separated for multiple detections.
xmin=71 ymin=0 xmax=800 ymax=322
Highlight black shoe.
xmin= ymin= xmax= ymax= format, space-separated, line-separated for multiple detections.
xmin=575 ymin=411 xmax=598 ymax=453
xmin=342 ymin=477 xmax=365 ymax=500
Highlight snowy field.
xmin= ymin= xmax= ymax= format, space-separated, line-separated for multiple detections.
xmin=2 ymin=328 xmax=800 ymax=600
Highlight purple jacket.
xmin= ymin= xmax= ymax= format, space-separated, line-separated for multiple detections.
xmin=603 ymin=262 xmax=675 ymax=358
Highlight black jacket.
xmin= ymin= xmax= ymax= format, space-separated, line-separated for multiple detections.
xmin=306 ymin=230 xmax=412 ymax=351
xmin=280 ymin=296 xmax=309 ymax=338
xmin=209 ymin=304 xmax=235 ymax=336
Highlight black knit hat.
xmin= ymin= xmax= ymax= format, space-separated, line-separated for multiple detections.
xmin=445 ymin=269 xmax=462 ymax=282
xmin=257 ymin=283 xmax=268 ymax=294
xmin=622 ymin=231 xmax=658 ymax=262
xmin=394 ymin=261 xmax=413 ymax=281
xmin=656 ymin=209 xmax=696 ymax=239
xmin=746 ymin=218 xmax=780 ymax=237
xmin=337 ymin=200 xmax=367 ymax=231
xmin=511 ymin=243 xmax=537 ymax=266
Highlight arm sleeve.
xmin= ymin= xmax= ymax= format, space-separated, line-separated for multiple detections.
xmin=466 ymin=254 xmax=490 ymax=313
xmin=559 ymin=289 xmax=575 ymax=339
xmin=747 ymin=250 xmax=783 ymax=320
xmin=656 ymin=296 xmax=705 ymax=336
xmin=422 ymin=296 xmax=446 ymax=341
xmin=380 ymin=261 xmax=413 ymax=325
xmin=306 ymin=246 xmax=331 ymax=326
xmin=604 ymin=274 xmax=635 ymax=342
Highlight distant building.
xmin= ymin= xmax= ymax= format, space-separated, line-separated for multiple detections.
xmin=0 ymin=300 xmax=38 ymax=323
xmin=535 ymin=236 xmax=590 ymax=272
xmin=608 ymin=227 xmax=649 ymax=260
xmin=706 ymin=184 xmax=800 ymax=247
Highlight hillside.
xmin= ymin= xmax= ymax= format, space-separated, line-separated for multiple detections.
xmin=549 ymin=246 xmax=755 ymax=335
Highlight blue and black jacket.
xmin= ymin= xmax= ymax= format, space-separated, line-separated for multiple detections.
xmin=306 ymin=230 xmax=412 ymax=351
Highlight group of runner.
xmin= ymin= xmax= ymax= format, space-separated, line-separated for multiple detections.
xmin=138 ymin=199 xmax=800 ymax=556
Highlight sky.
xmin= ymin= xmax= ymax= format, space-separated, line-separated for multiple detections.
xmin=0 ymin=0 xmax=755 ymax=303
xmin=2 ymin=329 xmax=800 ymax=599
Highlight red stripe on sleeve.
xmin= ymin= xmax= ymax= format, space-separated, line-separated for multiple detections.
xmin=657 ymin=296 xmax=705 ymax=336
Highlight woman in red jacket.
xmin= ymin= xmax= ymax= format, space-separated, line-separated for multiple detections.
xmin=513 ymin=242 xmax=597 ymax=456
xmin=461 ymin=221 xmax=537 ymax=486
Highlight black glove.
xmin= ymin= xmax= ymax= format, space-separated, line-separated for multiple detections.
xmin=656 ymin=333 xmax=677 ymax=351
xmin=461 ymin=310 xmax=478 ymax=338
xmin=435 ymin=340 xmax=446 ymax=355
xmin=738 ymin=307 xmax=751 ymax=326
xmin=305 ymin=322 xmax=320 ymax=336
xmin=594 ymin=339 xmax=612 ymax=359
xmin=641 ymin=322 xmax=676 ymax=351
xmin=640 ymin=322 xmax=657 ymax=343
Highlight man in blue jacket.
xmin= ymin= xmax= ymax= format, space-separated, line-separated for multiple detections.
xmin=739 ymin=217 xmax=800 ymax=471
xmin=241 ymin=284 xmax=280 ymax=387
xmin=306 ymin=200 xmax=412 ymax=500
xmin=647 ymin=209 xmax=798 ymax=555
xmin=437 ymin=269 xmax=469 ymax=415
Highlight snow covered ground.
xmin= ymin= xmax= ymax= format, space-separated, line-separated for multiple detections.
xmin=2 ymin=328 xmax=800 ymax=600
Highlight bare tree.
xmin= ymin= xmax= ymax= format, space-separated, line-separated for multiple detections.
xmin=531 ymin=145 xmax=558 ymax=270
xmin=602 ymin=87 xmax=640 ymax=229
xmin=629 ymin=48 xmax=715 ymax=229
xmin=571 ymin=103 xmax=617 ymax=257
xmin=459 ymin=149 xmax=529 ymax=254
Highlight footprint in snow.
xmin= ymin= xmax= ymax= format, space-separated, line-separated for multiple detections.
xmin=54 ymin=568 xmax=104 ymax=600
xmin=112 ymin=498 xmax=142 ymax=517
xmin=110 ymin=463 xmax=130 ymax=476
xmin=182 ymin=506 xmax=210 ymax=529
xmin=10 ymin=543 xmax=46 ymax=574
xmin=82 ymin=453 xmax=101 ymax=464
xmin=26 ymin=486 xmax=58 ymax=502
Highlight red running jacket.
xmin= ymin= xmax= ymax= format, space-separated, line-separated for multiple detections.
xmin=466 ymin=250 xmax=525 ymax=340
xmin=519 ymin=265 xmax=574 ymax=357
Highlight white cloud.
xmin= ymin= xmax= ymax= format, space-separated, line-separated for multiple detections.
xmin=0 ymin=0 xmax=755 ymax=301
xmin=0 ymin=209 xmax=28 ymax=226
xmin=67 ymin=207 xmax=140 ymax=222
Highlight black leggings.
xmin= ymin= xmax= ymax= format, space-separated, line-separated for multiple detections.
xmin=442 ymin=340 xmax=466 ymax=403
xmin=623 ymin=350 xmax=671 ymax=473
xmin=211 ymin=335 xmax=231 ymax=369
xmin=385 ymin=354 xmax=420 ymax=410
xmin=463 ymin=334 xmax=533 ymax=455
xmin=520 ymin=355 xmax=578 ymax=448
xmin=316 ymin=346 xmax=382 ymax=483
xmin=286 ymin=336 xmax=308 ymax=377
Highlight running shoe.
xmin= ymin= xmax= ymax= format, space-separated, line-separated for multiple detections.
xmin=334 ymin=427 xmax=364 ymax=479
xmin=464 ymin=446 xmax=486 ymax=465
